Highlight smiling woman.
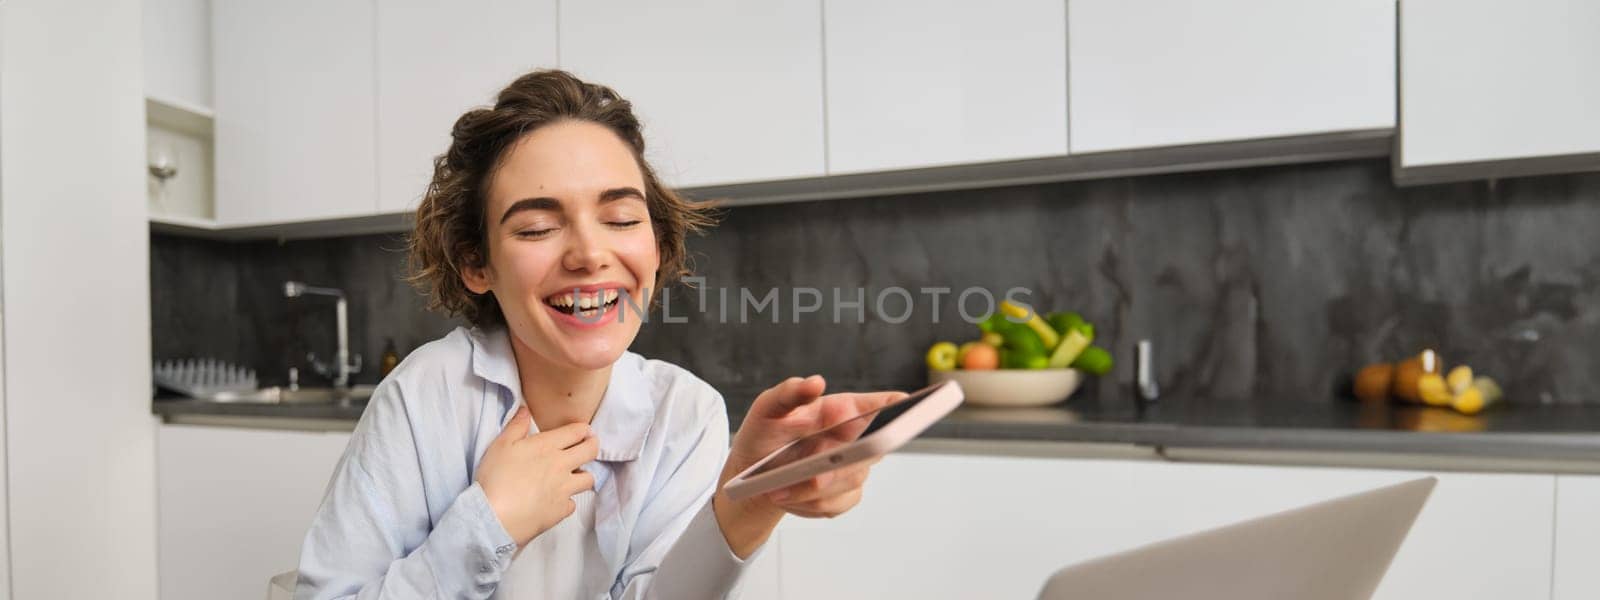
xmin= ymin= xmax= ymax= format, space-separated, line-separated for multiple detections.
xmin=295 ymin=69 xmax=905 ymax=600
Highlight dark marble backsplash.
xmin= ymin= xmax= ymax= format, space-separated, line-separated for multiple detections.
xmin=150 ymin=159 xmax=1600 ymax=408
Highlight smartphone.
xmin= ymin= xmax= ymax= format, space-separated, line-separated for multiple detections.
xmin=721 ymin=380 xmax=964 ymax=502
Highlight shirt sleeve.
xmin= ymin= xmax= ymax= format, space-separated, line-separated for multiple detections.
xmin=294 ymin=381 xmax=519 ymax=600
xmin=613 ymin=397 xmax=770 ymax=599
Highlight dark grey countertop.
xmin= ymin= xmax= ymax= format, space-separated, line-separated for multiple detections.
xmin=154 ymin=391 xmax=1600 ymax=463
xmin=154 ymin=397 xmax=368 ymax=421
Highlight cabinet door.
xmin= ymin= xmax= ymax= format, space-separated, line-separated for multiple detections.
xmin=1068 ymin=0 xmax=1395 ymax=153
xmin=778 ymin=453 xmax=1554 ymax=600
xmin=823 ymin=0 xmax=1067 ymax=174
xmin=1554 ymin=475 xmax=1600 ymax=600
xmin=158 ymin=425 xmax=352 ymax=600
xmin=143 ymin=0 xmax=212 ymax=109
xmin=1399 ymin=0 xmax=1600 ymax=168
xmin=375 ymin=0 xmax=558 ymax=213
xmin=213 ymin=0 xmax=376 ymax=225
xmin=559 ymin=0 xmax=826 ymax=188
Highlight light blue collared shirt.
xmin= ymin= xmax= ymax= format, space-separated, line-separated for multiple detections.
xmin=295 ymin=326 xmax=763 ymax=599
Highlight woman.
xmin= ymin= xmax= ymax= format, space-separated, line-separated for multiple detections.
xmin=294 ymin=70 xmax=900 ymax=599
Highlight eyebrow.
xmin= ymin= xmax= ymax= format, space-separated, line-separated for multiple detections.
xmin=498 ymin=187 xmax=646 ymax=225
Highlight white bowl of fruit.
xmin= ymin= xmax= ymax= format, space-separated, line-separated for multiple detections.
xmin=925 ymin=302 xmax=1112 ymax=408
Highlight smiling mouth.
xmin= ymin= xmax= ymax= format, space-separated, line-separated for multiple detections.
xmin=544 ymin=288 xmax=621 ymax=318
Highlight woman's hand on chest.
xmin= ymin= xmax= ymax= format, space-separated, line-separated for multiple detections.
xmin=476 ymin=405 xmax=600 ymax=546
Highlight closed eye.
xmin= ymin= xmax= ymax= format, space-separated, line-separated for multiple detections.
xmin=515 ymin=228 xmax=557 ymax=239
xmin=607 ymin=220 xmax=643 ymax=228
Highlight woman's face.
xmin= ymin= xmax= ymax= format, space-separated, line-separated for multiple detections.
xmin=464 ymin=119 xmax=659 ymax=372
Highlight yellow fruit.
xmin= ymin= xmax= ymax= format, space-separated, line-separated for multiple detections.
xmin=1451 ymin=376 xmax=1504 ymax=415
xmin=1418 ymin=373 xmax=1453 ymax=406
xmin=1047 ymin=330 xmax=1091 ymax=369
xmin=997 ymin=300 xmax=1030 ymax=320
xmin=999 ymin=300 xmax=1061 ymax=350
xmin=1452 ymin=388 xmax=1485 ymax=415
xmin=981 ymin=332 xmax=1004 ymax=347
xmin=1474 ymin=376 xmax=1504 ymax=401
xmin=1446 ymin=365 xmax=1474 ymax=395
xmin=926 ymin=342 xmax=958 ymax=371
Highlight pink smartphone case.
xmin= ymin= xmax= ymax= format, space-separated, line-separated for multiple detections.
xmin=722 ymin=380 xmax=965 ymax=502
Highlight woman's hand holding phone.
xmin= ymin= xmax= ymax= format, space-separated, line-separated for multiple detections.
xmin=476 ymin=405 xmax=599 ymax=546
xmin=714 ymin=375 xmax=906 ymax=558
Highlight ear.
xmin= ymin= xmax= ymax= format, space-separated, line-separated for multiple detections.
xmin=461 ymin=259 xmax=493 ymax=295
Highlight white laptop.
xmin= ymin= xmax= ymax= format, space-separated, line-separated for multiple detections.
xmin=1037 ymin=477 xmax=1436 ymax=600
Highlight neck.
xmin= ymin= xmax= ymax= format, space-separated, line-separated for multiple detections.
xmin=508 ymin=333 xmax=611 ymax=434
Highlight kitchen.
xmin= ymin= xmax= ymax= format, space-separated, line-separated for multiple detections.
xmin=4 ymin=0 xmax=1600 ymax=598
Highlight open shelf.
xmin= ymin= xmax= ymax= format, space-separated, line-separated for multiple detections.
xmin=145 ymin=95 xmax=213 ymax=138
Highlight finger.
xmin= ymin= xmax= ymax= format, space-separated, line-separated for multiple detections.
xmin=529 ymin=421 xmax=591 ymax=451
xmin=558 ymin=435 xmax=601 ymax=471
xmin=497 ymin=405 xmax=533 ymax=443
xmin=787 ymin=487 xmax=864 ymax=519
xmin=769 ymin=462 xmax=872 ymax=505
xmin=785 ymin=507 xmax=832 ymax=519
xmin=850 ymin=390 xmax=907 ymax=414
xmin=750 ymin=375 xmax=827 ymax=419
xmin=562 ymin=469 xmax=596 ymax=496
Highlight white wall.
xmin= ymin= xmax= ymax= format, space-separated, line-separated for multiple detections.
xmin=143 ymin=0 xmax=212 ymax=108
xmin=0 ymin=4 xmax=10 ymax=592
xmin=0 ymin=1 xmax=160 ymax=599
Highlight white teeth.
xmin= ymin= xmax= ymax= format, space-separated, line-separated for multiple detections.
xmin=546 ymin=288 xmax=621 ymax=313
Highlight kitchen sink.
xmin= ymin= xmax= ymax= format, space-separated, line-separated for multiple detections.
xmin=205 ymin=385 xmax=376 ymax=405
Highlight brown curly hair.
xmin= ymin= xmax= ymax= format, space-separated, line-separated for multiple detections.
xmin=407 ymin=69 xmax=717 ymax=328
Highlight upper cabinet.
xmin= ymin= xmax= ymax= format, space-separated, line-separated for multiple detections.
xmin=143 ymin=0 xmax=213 ymax=110
xmin=1067 ymin=0 xmax=1396 ymax=154
xmin=1397 ymin=0 xmax=1600 ymax=183
xmin=822 ymin=0 xmax=1067 ymax=174
xmin=559 ymin=0 xmax=827 ymax=188
xmin=213 ymin=0 xmax=377 ymax=225
xmin=375 ymin=1 xmax=559 ymax=214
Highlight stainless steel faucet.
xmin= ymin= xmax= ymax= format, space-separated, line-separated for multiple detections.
xmin=1135 ymin=339 xmax=1160 ymax=403
xmin=284 ymin=281 xmax=362 ymax=388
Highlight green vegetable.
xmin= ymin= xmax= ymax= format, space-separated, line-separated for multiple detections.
xmin=1046 ymin=312 xmax=1083 ymax=336
xmin=1046 ymin=311 xmax=1095 ymax=343
xmin=978 ymin=312 xmax=1012 ymax=334
xmin=1047 ymin=330 xmax=1091 ymax=369
xmin=1071 ymin=346 xmax=1114 ymax=376
xmin=999 ymin=325 xmax=1046 ymax=360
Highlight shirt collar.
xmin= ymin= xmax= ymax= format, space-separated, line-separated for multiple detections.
xmin=468 ymin=326 xmax=656 ymax=462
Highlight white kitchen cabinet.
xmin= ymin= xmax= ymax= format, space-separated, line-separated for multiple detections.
xmin=158 ymin=425 xmax=352 ymax=600
xmin=558 ymin=0 xmax=826 ymax=188
xmin=777 ymin=452 xmax=1554 ymax=600
xmin=1398 ymin=0 xmax=1600 ymax=179
xmin=1554 ymin=475 xmax=1600 ymax=600
xmin=375 ymin=0 xmax=559 ymax=213
xmin=143 ymin=0 xmax=213 ymax=110
xmin=822 ymin=0 xmax=1067 ymax=174
xmin=1068 ymin=0 xmax=1395 ymax=154
xmin=3 ymin=1 xmax=158 ymax=596
xmin=213 ymin=0 xmax=377 ymax=225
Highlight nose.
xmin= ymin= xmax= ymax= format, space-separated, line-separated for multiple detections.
xmin=561 ymin=220 xmax=611 ymax=273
